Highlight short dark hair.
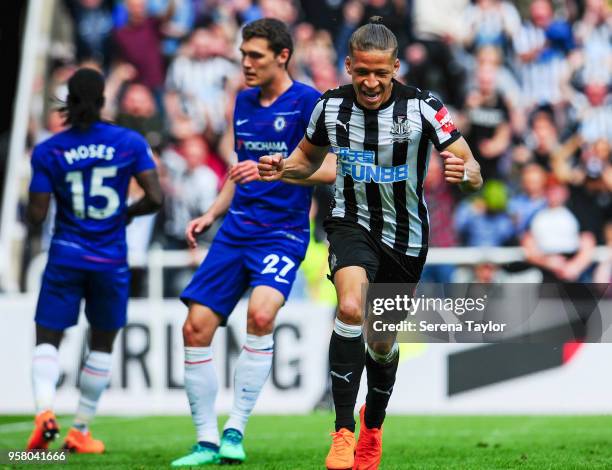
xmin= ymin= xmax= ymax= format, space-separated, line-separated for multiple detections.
xmin=349 ymin=16 xmax=398 ymax=59
xmin=242 ymin=18 xmax=293 ymax=67
xmin=61 ymin=67 xmax=105 ymax=130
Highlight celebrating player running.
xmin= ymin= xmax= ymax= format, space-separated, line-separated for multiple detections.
xmin=259 ymin=16 xmax=482 ymax=470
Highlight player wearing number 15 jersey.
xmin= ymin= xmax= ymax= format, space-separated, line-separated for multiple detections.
xmin=26 ymin=68 xmax=163 ymax=453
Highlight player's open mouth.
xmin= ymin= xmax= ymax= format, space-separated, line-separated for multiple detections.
xmin=361 ymin=89 xmax=381 ymax=103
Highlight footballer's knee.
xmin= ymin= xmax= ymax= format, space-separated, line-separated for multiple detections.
xmin=89 ymin=329 xmax=119 ymax=353
xmin=182 ymin=304 xmax=219 ymax=346
xmin=247 ymin=308 xmax=275 ymax=335
xmin=368 ymin=340 xmax=394 ymax=356
xmin=182 ymin=318 xmax=211 ymax=346
xmin=337 ymin=297 xmax=363 ymax=325
xmin=35 ymin=324 xmax=63 ymax=348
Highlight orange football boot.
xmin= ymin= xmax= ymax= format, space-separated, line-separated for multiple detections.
xmin=353 ymin=405 xmax=383 ymax=470
xmin=26 ymin=410 xmax=59 ymax=450
xmin=325 ymin=427 xmax=356 ymax=470
xmin=63 ymin=428 xmax=105 ymax=453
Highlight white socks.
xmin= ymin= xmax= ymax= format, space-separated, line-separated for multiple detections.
xmin=334 ymin=317 xmax=363 ymax=338
xmin=32 ymin=343 xmax=60 ymax=413
xmin=73 ymin=351 xmax=112 ymax=433
xmin=224 ymin=334 xmax=274 ymax=435
xmin=184 ymin=346 xmax=219 ymax=445
xmin=184 ymin=335 xmax=274 ymax=441
xmin=367 ymin=342 xmax=399 ymax=364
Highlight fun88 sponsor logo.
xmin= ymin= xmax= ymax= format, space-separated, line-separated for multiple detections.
xmin=339 ymin=162 xmax=409 ymax=183
xmin=333 ymin=148 xmax=409 ymax=183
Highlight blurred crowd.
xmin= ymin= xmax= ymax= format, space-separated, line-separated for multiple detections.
xmin=20 ymin=0 xmax=612 ymax=295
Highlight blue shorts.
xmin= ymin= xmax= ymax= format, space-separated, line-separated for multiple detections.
xmin=35 ymin=262 xmax=130 ymax=331
xmin=180 ymin=240 xmax=303 ymax=322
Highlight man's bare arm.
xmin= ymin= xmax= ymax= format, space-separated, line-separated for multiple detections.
xmin=441 ymin=136 xmax=483 ymax=192
xmin=283 ymin=153 xmax=336 ymax=186
xmin=185 ymin=176 xmax=236 ymax=248
xmin=258 ymin=137 xmax=329 ymax=182
xmin=27 ymin=192 xmax=51 ymax=226
xmin=127 ymin=169 xmax=164 ymax=221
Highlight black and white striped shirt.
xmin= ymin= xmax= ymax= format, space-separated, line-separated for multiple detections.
xmin=306 ymin=80 xmax=461 ymax=256
xmin=513 ymin=22 xmax=569 ymax=107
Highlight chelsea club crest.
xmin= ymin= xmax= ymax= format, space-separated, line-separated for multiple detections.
xmin=273 ymin=116 xmax=286 ymax=132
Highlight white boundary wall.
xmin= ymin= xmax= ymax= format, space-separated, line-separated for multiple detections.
xmin=3 ymin=295 xmax=612 ymax=415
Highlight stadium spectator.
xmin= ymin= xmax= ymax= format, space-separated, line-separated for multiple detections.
xmin=571 ymin=80 xmax=612 ymax=144
xmin=462 ymin=0 xmax=521 ymax=54
xmin=112 ymin=0 xmax=175 ymax=110
xmin=521 ymin=177 xmax=596 ymax=282
xmin=508 ymin=163 xmax=548 ymax=236
xmin=468 ymin=45 xmax=522 ymax=130
xmin=259 ymin=0 xmax=299 ymax=26
xmin=161 ymin=134 xmax=219 ymax=249
xmin=463 ymin=64 xmax=512 ymax=180
xmin=552 ymin=136 xmax=612 ymax=243
xmin=300 ymin=29 xmax=338 ymax=90
xmin=334 ymin=1 xmax=364 ymax=73
xmin=148 ymin=0 xmax=195 ymax=58
xmin=455 ymin=179 xmax=515 ymax=247
xmin=99 ymin=62 xmax=138 ymax=119
xmin=115 ymin=82 xmax=166 ymax=151
xmin=62 ymin=0 xmax=114 ymax=70
xmin=35 ymin=109 xmax=67 ymax=144
xmin=164 ymin=27 xmax=239 ymax=138
xmin=572 ymin=0 xmax=612 ymax=84
xmin=407 ymin=0 xmax=469 ymax=107
xmin=228 ymin=0 xmax=263 ymax=26
xmin=513 ymin=106 xmax=561 ymax=171
xmin=513 ymin=0 xmax=574 ymax=110
xmin=362 ymin=0 xmax=410 ymax=52
xmin=291 ymin=22 xmax=316 ymax=82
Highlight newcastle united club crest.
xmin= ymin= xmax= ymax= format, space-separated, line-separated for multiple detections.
xmin=390 ymin=116 xmax=412 ymax=143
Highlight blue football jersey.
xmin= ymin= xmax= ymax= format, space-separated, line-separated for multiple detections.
xmin=216 ymin=81 xmax=320 ymax=253
xmin=29 ymin=122 xmax=156 ymax=270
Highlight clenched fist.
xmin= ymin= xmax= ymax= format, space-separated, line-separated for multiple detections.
xmin=441 ymin=150 xmax=467 ymax=184
xmin=257 ymin=154 xmax=285 ymax=181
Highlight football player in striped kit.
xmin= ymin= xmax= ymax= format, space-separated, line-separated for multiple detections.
xmin=259 ymin=17 xmax=483 ymax=470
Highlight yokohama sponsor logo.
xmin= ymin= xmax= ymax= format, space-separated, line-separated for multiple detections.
xmin=434 ymin=107 xmax=456 ymax=134
xmin=238 ymin=140 xmax=289 ymax=153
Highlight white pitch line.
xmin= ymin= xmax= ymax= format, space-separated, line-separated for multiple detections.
xmin=0 ymin=416 xmax=143 ymax=434
xmin=0 ymin=421 xmax=36 ymax=434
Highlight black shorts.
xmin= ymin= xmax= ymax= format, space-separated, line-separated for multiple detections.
xmin=324 ymin=218 xmax=426 ymax=283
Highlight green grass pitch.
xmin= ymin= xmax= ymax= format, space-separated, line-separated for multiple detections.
xmin=1 ymin=414 xmax=612 ymax=469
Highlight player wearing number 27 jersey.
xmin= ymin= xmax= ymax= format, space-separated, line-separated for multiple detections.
xmin=172 ymin=19 xmax=336 ymax=468
xmin=180 ymin=80 xmax=320 ymax=314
